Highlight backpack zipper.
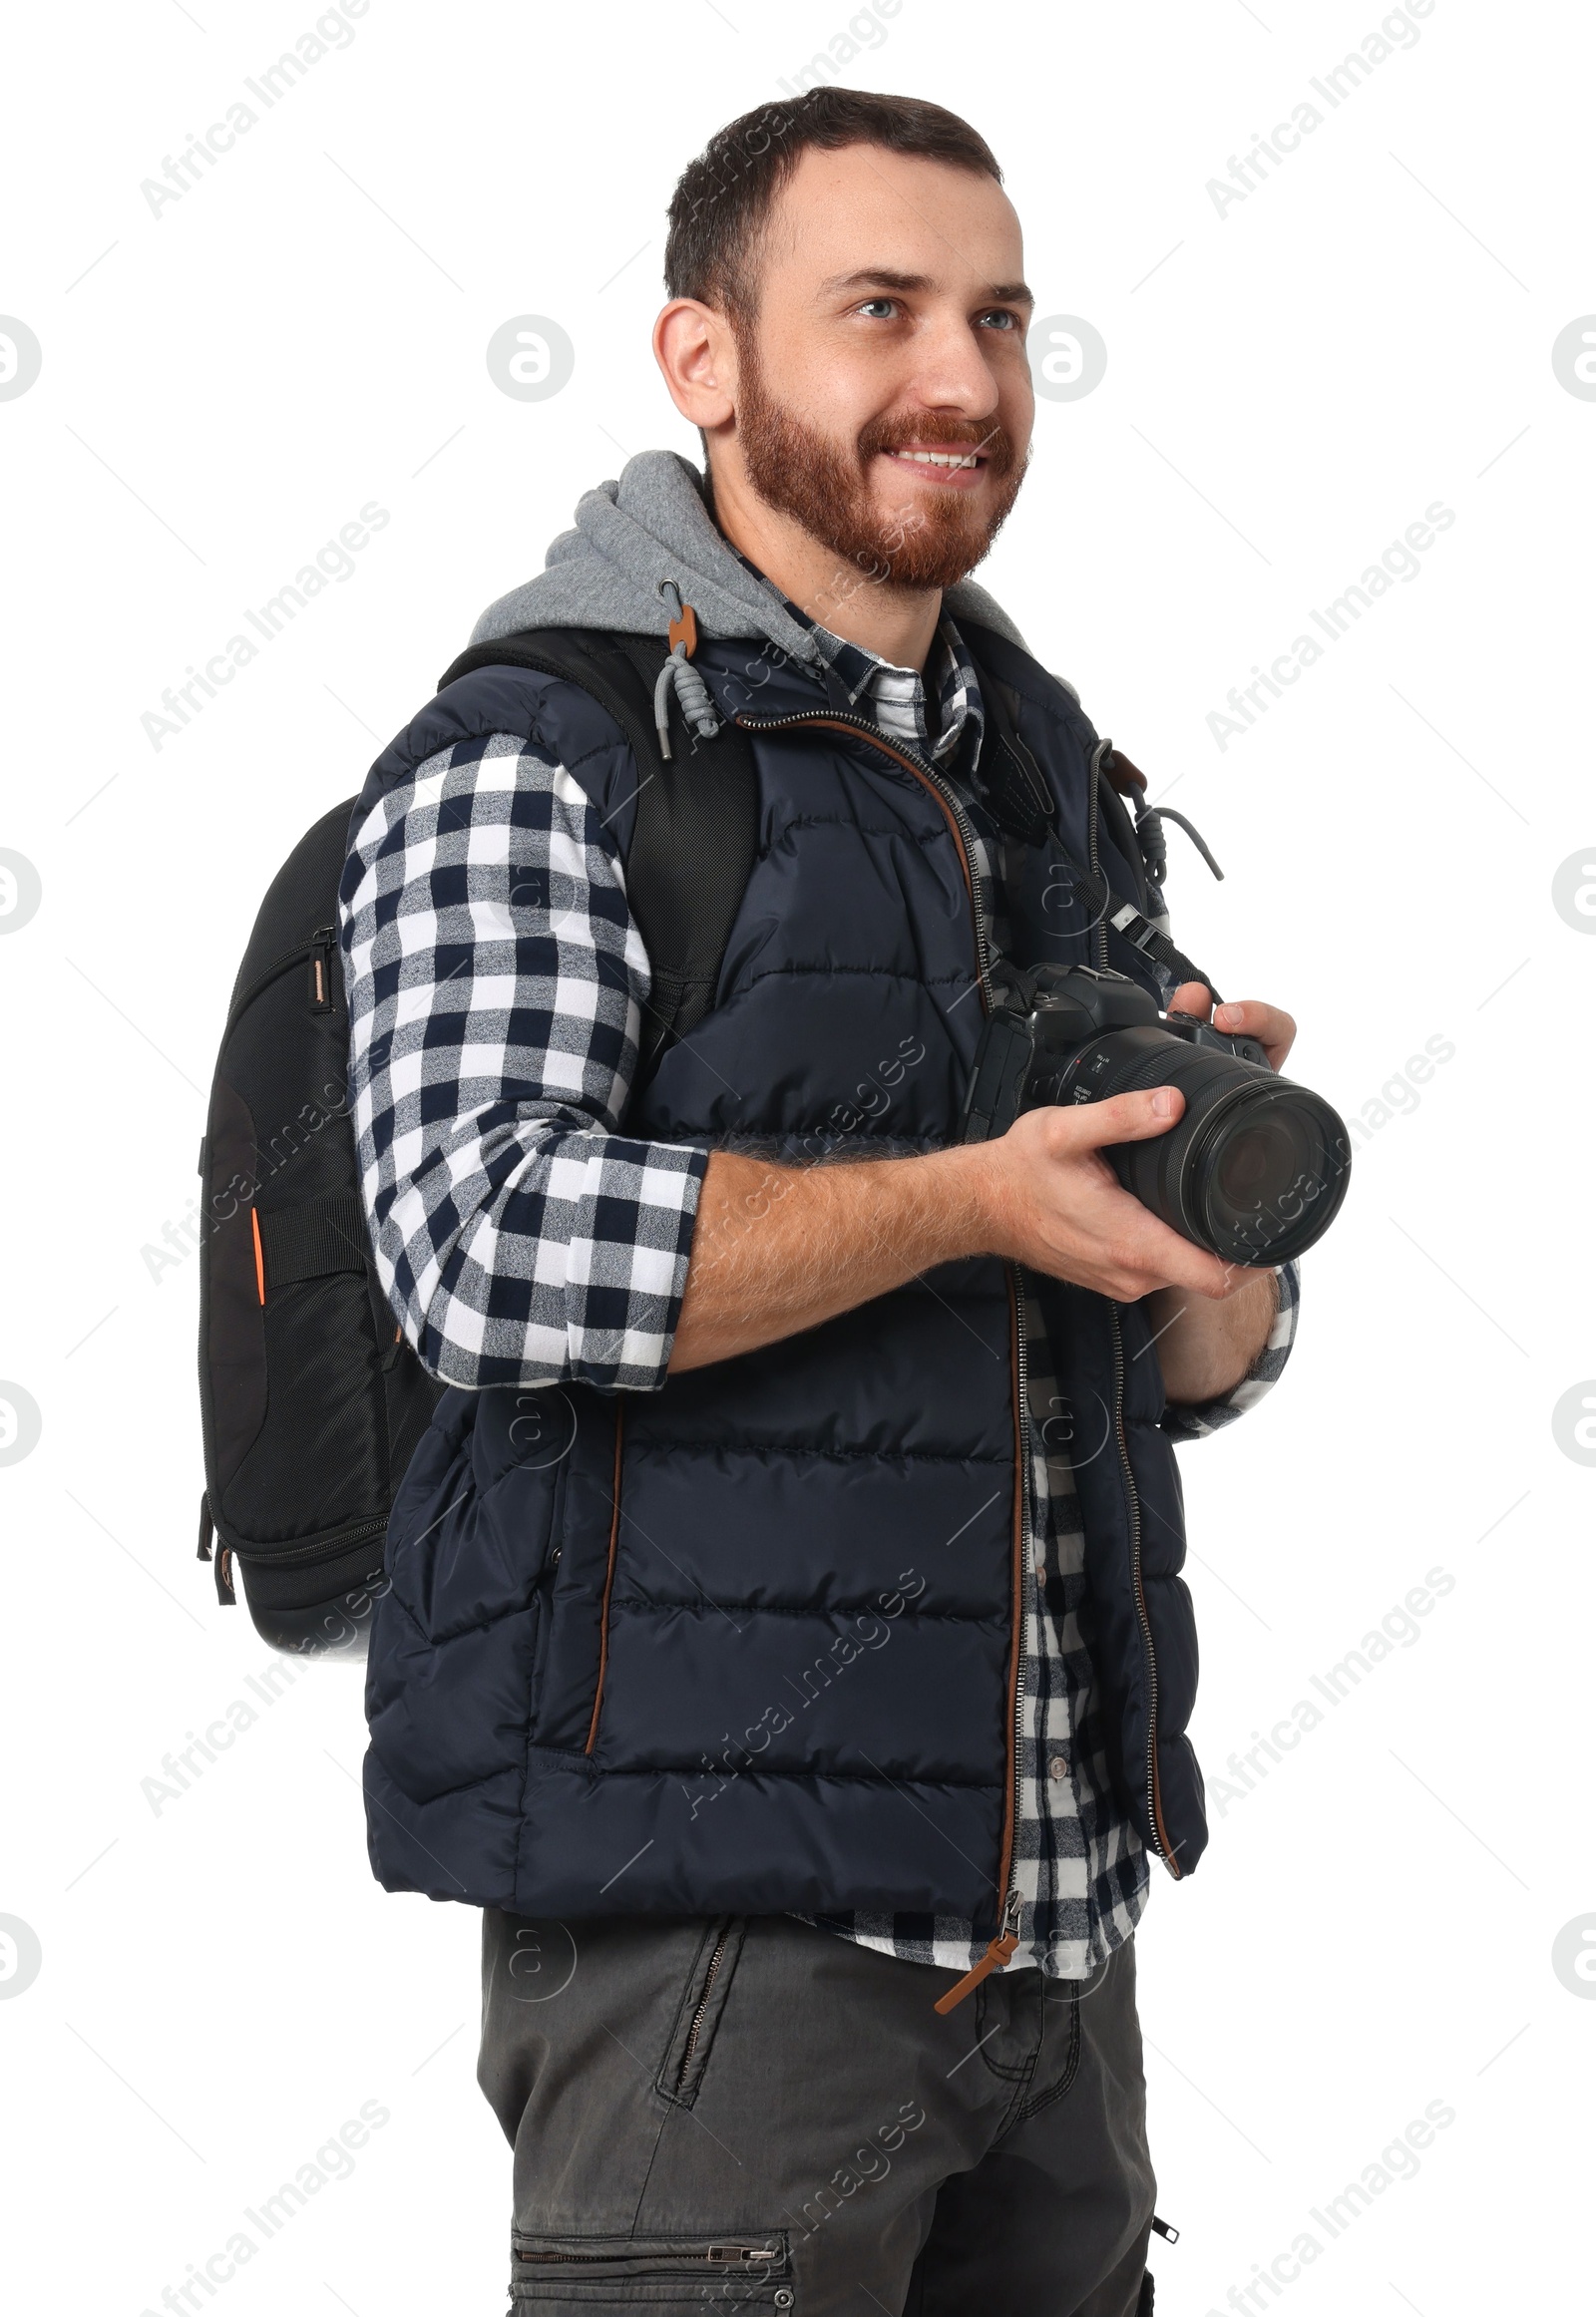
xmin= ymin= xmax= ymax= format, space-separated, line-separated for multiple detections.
xmin=1089 ymin=739 xmax=1176 ymax=1878
xmin=225 ymin=1513 xmax=388 ymax=1570
xmin=736 ymin=708 xmax=1026 ymax=1998
xmin=220 ymin=926 xmax=337 ymax=1043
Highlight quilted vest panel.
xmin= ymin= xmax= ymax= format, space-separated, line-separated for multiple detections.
xmin=356 ymin=623 xmax=1206 ymax=1926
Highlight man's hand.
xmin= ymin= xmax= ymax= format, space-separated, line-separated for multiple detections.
xmin=668 ymin=981 xmax=1301 ymax=1379
xmin=1167 ymin=981 xmax=1297 ymax=1071
xmin=1138 ymin=981 xmax=1296 ymax=1401
xmin=971 ymin=1090 xmax=1243 ymax=1304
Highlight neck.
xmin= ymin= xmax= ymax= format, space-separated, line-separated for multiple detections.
xmin=706 ymin=456 xmax=944 ymax=671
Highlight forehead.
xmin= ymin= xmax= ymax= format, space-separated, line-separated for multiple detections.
xmin=761 ymin=143 xmax=1024 ymax=297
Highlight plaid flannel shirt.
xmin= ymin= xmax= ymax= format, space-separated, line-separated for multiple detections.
xmin=340 ymin=604 xmax=1299 ymax=1982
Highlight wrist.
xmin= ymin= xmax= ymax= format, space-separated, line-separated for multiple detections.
xmin=919 ymin=1140 xmax=1008 ymax=1266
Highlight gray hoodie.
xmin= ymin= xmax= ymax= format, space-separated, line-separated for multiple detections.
xmin=469 ymin=448 xmax=1033 ymax=664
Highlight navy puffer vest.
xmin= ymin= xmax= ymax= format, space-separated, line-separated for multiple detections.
xmin=359 ymin=621 xmax=1203 ymax=1933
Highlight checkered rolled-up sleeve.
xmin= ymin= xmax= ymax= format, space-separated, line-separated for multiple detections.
xmin=1159 ymin=1259 xmax=1300 ymax=1441
xmin=338 ymin=732 xmax=708 ymax=1392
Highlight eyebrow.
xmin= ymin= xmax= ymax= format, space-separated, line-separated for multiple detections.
xmin=819 ymin=267 xmax=1034 ymax=305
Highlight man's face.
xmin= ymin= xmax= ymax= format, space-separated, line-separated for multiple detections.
xmin=727 ymin=144 xmax=1035 ymax=591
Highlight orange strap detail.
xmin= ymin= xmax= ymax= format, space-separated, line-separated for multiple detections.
xmin=666 ymin=601 xmax=698 ymax=657
xmin=250 ymin=1207 xmax=265 ymax=1305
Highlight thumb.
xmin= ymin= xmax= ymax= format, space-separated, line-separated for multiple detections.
xmin=1071 ymin=1085 xmax=1186 ymax=1147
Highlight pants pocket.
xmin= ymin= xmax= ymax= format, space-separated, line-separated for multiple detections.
xmin=653 ymin=1917 xmax=747 ymax=2109
xmin=510 ymin=2230 xmax=792 ymax=2306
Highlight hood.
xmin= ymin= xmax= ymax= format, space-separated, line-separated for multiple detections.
xmin=468 ymin=448 xmax=1031 ymax=660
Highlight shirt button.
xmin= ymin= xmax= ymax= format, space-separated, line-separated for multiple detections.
xmin=1034 ymin=1561 xmax=1047 ymax=1582
xmin=1048 ymin=1754 xmax=1070 ymax=1781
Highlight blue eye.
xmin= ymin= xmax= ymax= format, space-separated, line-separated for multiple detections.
xmin=979 ymin=309 xmax=1019 ymax=330
xmin=857 ymin=298 xmax=898 ymax=319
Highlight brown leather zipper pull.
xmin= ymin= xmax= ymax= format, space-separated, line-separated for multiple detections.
xmin=934 ymin=1893 xmax=1022 ymax=2014
xmin=935 ymin=1929 xmax=1019 ymax=2015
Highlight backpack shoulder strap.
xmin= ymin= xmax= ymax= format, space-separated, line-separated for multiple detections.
xmin=435 ymin=625 xmax=759 ymax=1070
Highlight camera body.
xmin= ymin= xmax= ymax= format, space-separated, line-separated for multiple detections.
xmin=962 ymin=964 xmax=1351 ymax=1267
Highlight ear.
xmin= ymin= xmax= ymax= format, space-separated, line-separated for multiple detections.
xmin=653 ymin=298 xmax=739 ymax=431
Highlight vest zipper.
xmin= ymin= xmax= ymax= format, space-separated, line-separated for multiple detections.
xmin=733 ymin=708 xmax=1026 ymax=1999
xmin=733 ymin=709 xmax=998 ymax=1009
xmin=1108 ymin=1302 xmax=1177 ymax=1875
xmin=1089 ymin=739 xmax=1177 ymax=1878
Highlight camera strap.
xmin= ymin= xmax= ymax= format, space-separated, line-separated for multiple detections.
xmin=959 ymin=639 xmax=1224 ymax=1004
xmin=1062 ymin=859 xmax=1224 ymax=1007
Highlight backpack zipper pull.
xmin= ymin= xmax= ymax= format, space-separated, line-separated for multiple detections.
xmin=934 ymin=1889 xmax=1022 ymax=2014
xmin=308 ymin=926 xmax=335 ymax=1011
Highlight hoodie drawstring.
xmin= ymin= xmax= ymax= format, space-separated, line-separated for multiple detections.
xmin=654 ymin=580 xmax=722 ymax=759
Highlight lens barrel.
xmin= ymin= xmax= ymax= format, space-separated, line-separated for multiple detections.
xmin=1061 ymin=1026 xmax=1351 ymax=1265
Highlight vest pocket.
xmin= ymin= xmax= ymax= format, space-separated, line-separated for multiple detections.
xmin=527 ymin=1398 xmax=623 ymax=1751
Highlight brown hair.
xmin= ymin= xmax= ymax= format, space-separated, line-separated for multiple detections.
xmin=663 ymin=90 xmax=1002 ymax=324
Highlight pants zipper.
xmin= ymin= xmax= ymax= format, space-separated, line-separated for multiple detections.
xmin=517 ymin=2243 xmax=778 ymax=2267
xmin=679 ymin=1923 xmax=730 ymax=2079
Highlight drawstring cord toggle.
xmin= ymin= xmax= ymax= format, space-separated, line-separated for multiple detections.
xmin=653 ymin=579 xmax=722 ymax=759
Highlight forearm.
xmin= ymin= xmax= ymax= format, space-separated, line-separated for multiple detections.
xmin=1143 ymin=1267 xmax=1279 ymax=1406
xmin=670 ymin=1095 xmax=1262 ymax=1376
xmin=669 ymin=1146 xmax=988 ymax=1371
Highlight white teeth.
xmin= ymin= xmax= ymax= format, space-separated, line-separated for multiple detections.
xmin=892 ymin=448 xmax=980 ymax=467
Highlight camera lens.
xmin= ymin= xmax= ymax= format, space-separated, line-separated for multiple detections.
xmin=1061 ymin=1027 xmax=1351 ymax=1265
xmin=1188 ymin=1082 xmax=1349 ymax=1264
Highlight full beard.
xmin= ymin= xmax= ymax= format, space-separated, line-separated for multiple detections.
xmin=733 ymin=327 xmax=1028 ymax=597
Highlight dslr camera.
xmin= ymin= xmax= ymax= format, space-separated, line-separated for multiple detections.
xmin=962 ymin=963 xmax=1351 ymax=1266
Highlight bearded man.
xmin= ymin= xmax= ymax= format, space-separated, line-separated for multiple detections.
xmin=340 ymin=87 xmax=1300 ymax=2317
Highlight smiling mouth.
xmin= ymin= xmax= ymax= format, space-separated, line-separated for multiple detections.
xmin=882 ymin=446 xmax=989 ymax=471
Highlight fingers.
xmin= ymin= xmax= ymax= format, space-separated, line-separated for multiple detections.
xmin=1213 ymin=997 xmax=1297 ymax=1069
xmin=1167 ymin=981 xmax=1213 ymax=1020
xmin=1104 ymin=1211 xmax=1235 ymax=1301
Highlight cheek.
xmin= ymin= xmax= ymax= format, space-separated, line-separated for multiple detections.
xmin=1000 ymin=355 xmax=1035 ymax=452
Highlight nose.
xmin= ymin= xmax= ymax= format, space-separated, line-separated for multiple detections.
xmin=903 ymin=307 xmax=1005 ymax=421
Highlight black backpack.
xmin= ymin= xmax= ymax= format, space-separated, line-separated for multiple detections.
xmin=196 ymin=627 xmax=759 ymax=1655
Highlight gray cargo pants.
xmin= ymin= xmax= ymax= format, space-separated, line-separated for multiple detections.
xmin=477 ymin=1911 xmax=1157 ymax=2315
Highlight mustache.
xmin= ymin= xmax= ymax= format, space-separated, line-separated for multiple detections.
xmin=857 ymin=413 xmax=1020 ymax=479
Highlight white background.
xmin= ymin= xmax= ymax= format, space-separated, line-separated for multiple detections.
xmin=1 ymin=2 xmax=1591 ymax=2311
